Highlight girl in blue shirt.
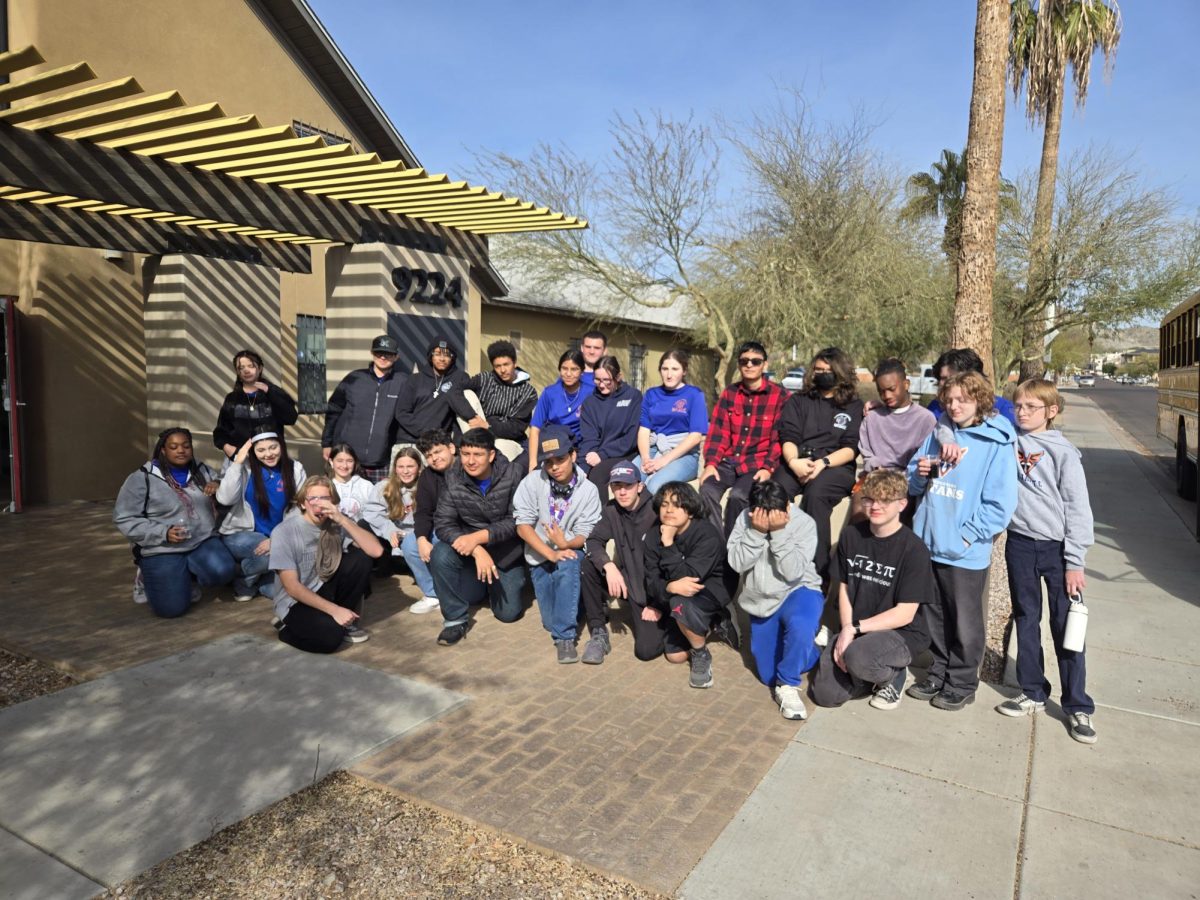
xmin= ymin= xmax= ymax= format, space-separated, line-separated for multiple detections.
xmin=634 ymin=349 xmax=709 ymax=493
xmin=529 ymin=348 xmax=586 ymax=472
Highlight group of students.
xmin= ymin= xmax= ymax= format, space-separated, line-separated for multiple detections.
xmin=113 ymin=333 xmax=1097 ymax=743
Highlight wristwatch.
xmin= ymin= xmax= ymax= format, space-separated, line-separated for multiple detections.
xmin=853 ymin=620 xmax=862 ymax=636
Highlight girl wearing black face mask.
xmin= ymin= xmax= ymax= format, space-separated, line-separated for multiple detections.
xmin=772 ymin=347 xmax=864 ymax=584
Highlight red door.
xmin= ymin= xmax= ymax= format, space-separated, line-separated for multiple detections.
xmin=2 ymin=297 xmax=23 ymax=512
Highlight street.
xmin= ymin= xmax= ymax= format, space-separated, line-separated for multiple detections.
xmin=1077 ymin=379 xmax=1168 ymax=461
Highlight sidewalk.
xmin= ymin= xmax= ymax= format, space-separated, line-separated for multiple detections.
xmin=680 ymin=393 xmax=1200 ymax=898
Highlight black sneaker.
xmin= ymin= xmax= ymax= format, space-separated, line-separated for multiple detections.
xmin=1069 ymin=712 xmax=1098 ymax=744
xmin=689 ymin=646 xmax=714 ymax=689
xmin=931 ymin=687 xmax=975 ymax=711
xmin=712 ymin=615 xmax=741 ymax=651
xmin=906 ymin=677 xmax=943 ymax=701
xmin=556 ymin=639 xmax=579 ymax=664
xmin=437 ymin=622 xmax=471 ymax=646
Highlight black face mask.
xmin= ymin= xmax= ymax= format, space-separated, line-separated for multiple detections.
xmin=813 ymin=372 xmax=837 ymax=391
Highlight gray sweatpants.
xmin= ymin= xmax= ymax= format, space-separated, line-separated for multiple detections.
xmin=811 ymin=630 xmax=912 ymax=708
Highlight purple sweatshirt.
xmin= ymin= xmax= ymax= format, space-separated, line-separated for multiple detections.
xmin=859 ymin=403 xmax=937 ymax=472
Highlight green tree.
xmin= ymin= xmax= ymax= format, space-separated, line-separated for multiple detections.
xmin=1009 ymin=0 xmax=1121 ymax=379
xmin=1048 ymin=326 xmax=1091 ymax=371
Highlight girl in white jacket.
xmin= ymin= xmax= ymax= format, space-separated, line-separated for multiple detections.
xmin=328 ymin=442 xmax=373 ymax=523
xmin=217 ymin=432 xmax=307 ymax=601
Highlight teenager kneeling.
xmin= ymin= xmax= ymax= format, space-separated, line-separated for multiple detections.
xmin=811 ymin=469 xmax=936 ymax=711
xmin=514 ymin=425 xmax=602 ymax=663
xmin=269 ymin=475 xmax=384 ymax=653
xmin=727 ymin=480 xmax=824 ymax=720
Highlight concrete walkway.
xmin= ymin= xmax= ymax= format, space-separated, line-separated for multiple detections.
xmin=680 ymin=394 xmax=1200 ymax=898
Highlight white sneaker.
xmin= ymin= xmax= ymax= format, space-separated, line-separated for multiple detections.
xmin=775 ymin=684 xmax=808 ymax=721
xmin=132 ymin=569 xmax=148 ymax=604
xmin=814 ymin=625 xmax=830 ymax=648
xmin=409 ymin=596 xmax=440 ymax=615
xmin=234 ymin=593 xmax=255 ymax=603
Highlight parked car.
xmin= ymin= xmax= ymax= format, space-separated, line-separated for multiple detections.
xmin=1078 ymin=374 xmax=1096 ymax=387
xmin=781 ymin=368 xmax=806 ymax=391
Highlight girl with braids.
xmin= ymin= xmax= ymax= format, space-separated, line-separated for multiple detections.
xmin=217 ymin=431 xmax=307 ymax=602
xmin=113 ymin=427 xmax=236 ymax=618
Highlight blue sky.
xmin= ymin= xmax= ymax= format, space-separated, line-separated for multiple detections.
xmin=308 ymin=0 xmax=1200 ymax=215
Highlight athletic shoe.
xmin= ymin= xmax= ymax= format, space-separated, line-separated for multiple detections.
xmin=931 ymin=687 xmax=975 ymax=711
xmin=996 ymin=693 xmax=1045 ymax=717
xmin=409 ymin=596 xmax=440 ymax=615
xmin=190 ymin=584 xmax=202 ymax=604
xmin=712 ymin=615 xmax=741 ymax=651
xmin=775 ymin=683 xmax=808 ymax=720
xmin=270 ymin=616 xmax=283 ymax=633
xmin=343 ymin=625 xmax=370 ymax=644
xmin=870 ymin=670 xmax=906 ymax=710
xmin=689 ymin=646 xmax=714 ymax=689
xmin=814 ymin=625 xmax=830 ymax=648
xmin=132 ymin=569 xmax=147 ymax=605
xmin=1069 ymin=712 xmax=1098 ymax=744
xmin=555 ymin=639 xmax=579 ymax=664
xmin=234 ymin=593 xmax=255 ymax=603
xmin=906 ymin=677 xmax=943 ymax=701
xmin=581 ymin=629 xmax=611 ymax=665
xmin=437 ymin=622 xmax=471 ymax=646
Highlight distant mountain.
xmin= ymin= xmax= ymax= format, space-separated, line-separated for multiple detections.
xmin=1093 ymin=325 xmax=1157 ymax=352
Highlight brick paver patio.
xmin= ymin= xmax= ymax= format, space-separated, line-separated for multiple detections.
xmin=1 ymin=503 xmax=803 ymax=894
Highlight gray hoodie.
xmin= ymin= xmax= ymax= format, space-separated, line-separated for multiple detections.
xmin=113 ymin=462 xmax=220 ymax=557
xmin=512 ymin=465 xmax=602 ymax=566
xmin=1009 ymin=429 xmax=1094 ymax=570
xmin=726 ymin=502 xmax=822 ymax=617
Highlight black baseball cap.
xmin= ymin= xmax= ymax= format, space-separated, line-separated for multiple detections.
xmin=371 ymin=335 xmax=399 ymax=355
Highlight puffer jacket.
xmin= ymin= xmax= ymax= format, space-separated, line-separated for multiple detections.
xmin=433 ymin=454 xmax=524 ymax=569
xmin=113 ymin=461 xmax=221 ymax=557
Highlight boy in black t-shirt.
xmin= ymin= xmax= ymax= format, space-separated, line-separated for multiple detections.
xmin=811 ymin=469 xmax=935 ymax=710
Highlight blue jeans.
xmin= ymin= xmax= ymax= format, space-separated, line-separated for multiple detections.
xmin=632 ymin=448 xmax=700 ymax=495
xmin=221 ymin=531 xmax=275 ymax=598
xmin=429 ymin=541 xmax=526 ymax=628
xmin=747 ymin=585 xmax=824 ymax=686
xmin=400 ymin=531 xmax=438 ymax=597
xmin=139 ymin=537 xmax=236 ymax=619
xmin=530 ymin=556 xmax=582 ymax=641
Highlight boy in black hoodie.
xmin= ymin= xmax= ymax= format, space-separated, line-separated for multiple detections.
xmin=394 ymin=337 xmax=472 ymax=445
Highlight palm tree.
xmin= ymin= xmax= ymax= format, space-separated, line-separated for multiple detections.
xmin=954 ymin=0 xmax=1011 ymax=371
xmin=1010 ymin=0 xmax=1121 ymax=379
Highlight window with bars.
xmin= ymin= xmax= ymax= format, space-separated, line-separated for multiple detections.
xmin=629 ymin=343 xmax=647 ymax=391
xmin=296 ymin=315 xmax=327 ymax=414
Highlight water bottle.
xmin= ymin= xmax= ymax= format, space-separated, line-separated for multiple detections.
xmin=1062 ymin=591 xmax=1088 ymax=652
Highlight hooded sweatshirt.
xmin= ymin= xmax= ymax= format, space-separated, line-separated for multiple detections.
xmin=447 ymin=368 xmax=538 ymax=442
xmin=332 ymin=473 xmax=374 ymax=522
xmin=1009 ymin=429 xmax=1094 ymax=570
xmin=578 ymin=381 xmax=643 ymax=463
xmin=907 ymin=412 xmax=1018 ymax=569
xmin=363 ymin=479 xmax=417 ymax=542
xmin=212 ymin=379 xmax=299 ymax=453
xmin=726 ymin=502 xmax=822 ymax=618
xmin=394 ymin=359 xmax=472 ymax=442
xmin=585 ymin=492 xmax=657 ymax=608
xmin=114 ymin=461 xmax=220 ymax=557
xmin=513 ymin=464 xmax=603 ymax=566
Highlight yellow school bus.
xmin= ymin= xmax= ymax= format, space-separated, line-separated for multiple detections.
xmin=1158 ymin=292 xmax=1199 ymax=534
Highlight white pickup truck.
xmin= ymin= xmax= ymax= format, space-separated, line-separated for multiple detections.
xmin=910 ymin=363 xmax=938 ymax=399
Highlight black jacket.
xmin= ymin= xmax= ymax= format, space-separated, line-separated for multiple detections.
xmin=774 ymin=392 xmax=864 ymax=460
xmin=447 ymin=369 xmax=538 ymax=442
xmin=212 ymin=381 xmax=298 ymax=453
xmin=434 ymin=454 xmax=524 ymax=568
xmin=578 ymin=381 xmax=642 ymax=463
xmin=585 ymin=492 xmax=657 ymax=608
xmin=394 ymin=363 xmax=472 ymax=443
xmin=322 ymin=367 xmax=406 ymax=468
xmin=413 ymin=465 xmax=447 ymax=541
xmin=643 ymin=518 xmax=729 ymax=612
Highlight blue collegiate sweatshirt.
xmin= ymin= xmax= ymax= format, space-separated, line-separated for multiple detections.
xmin=907 ymin=412 xmax=1018 ymax=569
xmin=579 ymin=381 xmax=643 ymax=463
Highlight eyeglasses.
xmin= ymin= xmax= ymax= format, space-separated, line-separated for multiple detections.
xmin=594 ymin=378 xmax=615 ymax=387
xmin=1013 ymin=403 xmax=1046 ymax=413
xmin=860 ymin=497 xmax=901 ymax=508
xmin=738 ymin=357 xmax=765 ymax=367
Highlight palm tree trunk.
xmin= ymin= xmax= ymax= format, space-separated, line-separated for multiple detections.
xmin=953 ymin=0 xmax=1009 ymax=372
xmin=1019 ymin=77 xmax=1064 ymax=381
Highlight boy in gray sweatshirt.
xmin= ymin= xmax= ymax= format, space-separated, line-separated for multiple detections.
xmin=726 ymin=480 xmax=824 ymax=720
xmin=997 ymin=380 xmax=1097 ymax=744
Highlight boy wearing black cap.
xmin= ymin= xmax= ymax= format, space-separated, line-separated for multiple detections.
xmin=322 ymin=335 xmax=407 ymax=482
xmin=395 ymin=337 xmax=472 ymax=445
xmin=514 ymin=425 xmax=602 ymax=663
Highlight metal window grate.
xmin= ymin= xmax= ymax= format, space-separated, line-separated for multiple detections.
xmin=296 ymin=314 xmax=326 ymax=414
xmin=629 ymin=342 xmax=647 ymax=391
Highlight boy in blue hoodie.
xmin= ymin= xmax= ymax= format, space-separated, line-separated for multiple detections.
xmin=906 ymin=371 xmax=1018 ymax=711
xmin=996 ymin=379 xmax=1097 ymax=743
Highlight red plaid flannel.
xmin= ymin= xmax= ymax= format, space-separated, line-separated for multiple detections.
xmin=703 ymin=379 xmax=789 ymax=475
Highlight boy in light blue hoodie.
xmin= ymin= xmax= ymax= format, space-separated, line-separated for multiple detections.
xmin=906 ymin=371 xmax=1018 ymax=711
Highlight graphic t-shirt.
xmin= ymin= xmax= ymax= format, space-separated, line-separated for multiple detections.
xmin=832 ymin=521 xmax=935 ymax=656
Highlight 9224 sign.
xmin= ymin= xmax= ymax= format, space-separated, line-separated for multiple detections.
xmin=391 ymin=266 xmax=464 ymax=308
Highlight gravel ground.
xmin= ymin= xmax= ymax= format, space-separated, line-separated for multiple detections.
xmin=981 ymin=532 xmax=1012 ymax=685
xmin=108 ymin=771 xmax=665 ymax=899
xmin=0 ymin=646 xmax=76 ymax=709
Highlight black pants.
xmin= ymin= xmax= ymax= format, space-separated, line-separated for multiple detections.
xmin=700 ymin=460 xmax=757 ymax=537
xmin=278 ymin=547 xmax=374 ymax=654
xmin=584 ymin=457 xmax=626 ymax=496
xmin=925 ymin=562 xmax=989 ymax=693
xmin=772 ymin=463 xmax=856 ymax=579
xmin=580 ymin=561 xmax=687 ymax=660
